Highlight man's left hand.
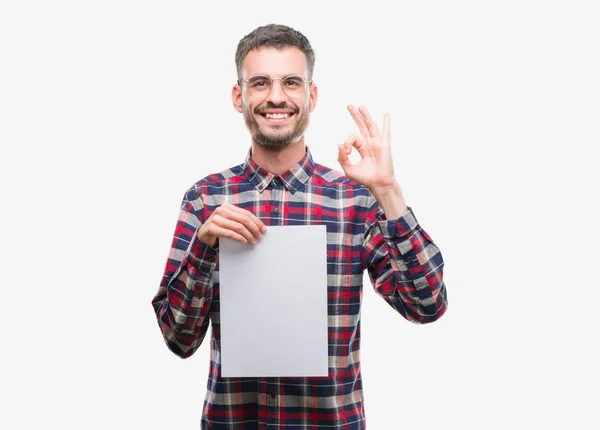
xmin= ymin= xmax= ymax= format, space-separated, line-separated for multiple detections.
xmin=337 ymin=105 xmax=398 ymax=195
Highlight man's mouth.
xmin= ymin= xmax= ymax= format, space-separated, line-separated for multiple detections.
xmin=265 ymin=113 xmax=292 ymax=119
xmin=257 ymin=109 xmax=296 ymax=123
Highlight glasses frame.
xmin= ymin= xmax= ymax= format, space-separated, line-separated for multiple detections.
xmin=237 ymin=74 xmax=313 ymax=99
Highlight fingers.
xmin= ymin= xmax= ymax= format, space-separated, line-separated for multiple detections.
xmin=343 ymin=134 xmax=367 ymax=158
xmin=338 ymin=133 xmax=369 ymax=175
xmin=337 ymin=143 xmax=353 ymax=173
xmin=225 ymin=203 xmax=267 ymax=234
xmin=199 ymin=203 xmax=267 ymax=246
xmin=357 ymin=105 xmax=380 ymax=138
xmin=209 ymin=224 xmax=252 ymax=244
xmin=348 ymin=104 xmax=382 ymax=140
xmin=347 ymin=105 xmax=370 ymax=139
xmin=219 ymin=204 xmax=265 ymax=243
xmin=217 ymin=214 xmax=262 ymax=244
xmin=382 ymin=112 xmax=390 ymax=140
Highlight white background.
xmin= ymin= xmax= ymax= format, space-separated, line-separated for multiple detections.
xmin=1 ymin=1 xmax=598 ymax=429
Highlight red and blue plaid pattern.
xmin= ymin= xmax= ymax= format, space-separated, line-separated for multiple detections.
xmin=152 ymin=147 xmax=447 ymax=429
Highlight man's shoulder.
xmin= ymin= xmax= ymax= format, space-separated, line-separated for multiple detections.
xmin=312 ymin=161 xmax=369 ymax=193
xmin=183 ymin=162 xmax=245 ymax=196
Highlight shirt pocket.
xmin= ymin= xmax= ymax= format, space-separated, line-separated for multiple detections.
xmin=326 ymin=254 xmax=361 ymax=317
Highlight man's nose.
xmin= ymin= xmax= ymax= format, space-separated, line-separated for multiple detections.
xmin=266 ymin=79 xmax=287 ymax=104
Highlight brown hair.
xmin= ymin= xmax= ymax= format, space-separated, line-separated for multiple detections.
xmin=235 ymin=24 xmax=315 ymax=80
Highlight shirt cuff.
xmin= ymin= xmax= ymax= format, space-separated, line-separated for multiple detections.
xmin=187 ymin=232 xmax=218 ymax=268
xmin=377 ymin=206 xmax=419 ymax=240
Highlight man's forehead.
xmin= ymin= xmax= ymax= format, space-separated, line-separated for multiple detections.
xmin=242 ymin=46 xmax=307 ymax=78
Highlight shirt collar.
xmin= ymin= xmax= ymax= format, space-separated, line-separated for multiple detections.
xmin=242 ymin=146 xmax=316 ymax=194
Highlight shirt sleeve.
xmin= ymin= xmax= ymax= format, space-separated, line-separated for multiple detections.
xmin=151 ymin=187 xmax=218 ymax=358
xmin=362 ymin=196 xmax=448 ymax=324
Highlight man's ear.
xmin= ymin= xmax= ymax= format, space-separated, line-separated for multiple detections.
xmin=309 ymin=83 xmax=318 ymax=113
xmin=232 ymin=84 xmax=243 ymax=113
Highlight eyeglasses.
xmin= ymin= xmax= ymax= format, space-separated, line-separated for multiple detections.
xmin=238 ymin=75 xmax=312 ymax=99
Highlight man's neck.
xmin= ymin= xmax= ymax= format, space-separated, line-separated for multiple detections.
xmin=250 ymin=139 xmax=306 ymax=175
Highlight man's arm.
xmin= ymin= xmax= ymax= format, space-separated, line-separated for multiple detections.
xmin=151 ymin=188 xmax=217 ymax=359
xmin=362 ymin=196 xmax=447 ymax=323
xmin=152 ymin=188 xmax=267 ymax=358
xmin=338 ymin=104 xmax=447 ymax=322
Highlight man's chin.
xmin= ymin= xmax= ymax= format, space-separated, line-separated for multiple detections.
xmin=253 ymin=133 xmax=294 ymax=149
xmin=247 ymin=113 xmax=308 ymax=149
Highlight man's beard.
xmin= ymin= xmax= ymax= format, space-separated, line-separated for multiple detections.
xmin=243 ymin=101 xmax=310 ymax=150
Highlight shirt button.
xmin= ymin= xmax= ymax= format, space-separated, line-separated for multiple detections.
xmin=270 ymin=390 xmax=277 ymax=399
xmin=273 ymin=208 xmax=280 ymax=214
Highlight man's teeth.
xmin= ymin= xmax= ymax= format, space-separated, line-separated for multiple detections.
xmin=265 ymin=113 xmax=290 ymax=119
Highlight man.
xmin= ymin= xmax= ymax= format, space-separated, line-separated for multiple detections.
xmin=152 ymin=24 xmax=447 ymax=429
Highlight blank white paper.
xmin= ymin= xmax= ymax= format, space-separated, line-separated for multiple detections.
xmin=219 ymin=225 xmax=329 ymax=377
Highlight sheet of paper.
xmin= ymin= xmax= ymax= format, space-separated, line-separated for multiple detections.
xmin=219 ymin=225 xmax=329 ymax=377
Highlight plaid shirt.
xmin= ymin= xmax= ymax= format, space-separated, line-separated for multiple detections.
xmin=152 ymin=147 xmax=447 ymax=429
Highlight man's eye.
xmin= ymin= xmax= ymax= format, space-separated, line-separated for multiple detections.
xmin=251 ymin=79 xmax=270 ymax=88
xmin=284 ymin=78 xmax=302 ymax=87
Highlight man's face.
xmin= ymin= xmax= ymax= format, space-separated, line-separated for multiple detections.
xmin=232 ymin=46 xmax=317 ymax=149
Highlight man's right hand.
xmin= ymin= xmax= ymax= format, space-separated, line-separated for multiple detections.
xmin=197 ymin=202 xmax=267 ymax=247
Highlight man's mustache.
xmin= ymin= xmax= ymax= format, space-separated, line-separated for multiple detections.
xmin=255 ymin=102 xmax=299 ymax=115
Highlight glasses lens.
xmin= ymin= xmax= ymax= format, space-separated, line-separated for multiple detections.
xmin=247 ymin=76 xmax=271 ymax=98
xmin=281 ymin=76 xmax=306 ymax=98
xmin=246 ymin=76 xmax=307 ymax=98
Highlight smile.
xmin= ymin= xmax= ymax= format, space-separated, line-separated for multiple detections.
xmin=259 ymin=112 xmax=295 ymax=123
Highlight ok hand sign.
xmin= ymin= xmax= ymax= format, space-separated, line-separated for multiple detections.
xmin=337 ymin=105 xmax=396 ymax=194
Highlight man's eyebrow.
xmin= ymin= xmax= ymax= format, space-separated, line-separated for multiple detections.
xmin=247 ymin=74 xmax=303 ymax=79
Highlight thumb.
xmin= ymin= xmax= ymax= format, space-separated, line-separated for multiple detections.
xmin=337 ymin=143 xmax=353 ymax=174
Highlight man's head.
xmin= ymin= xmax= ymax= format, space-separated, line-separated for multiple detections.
xmin=235 ymin=24 xmax=315 ymax=82
xmin=232 ymin=24 xmax=318 ymax=150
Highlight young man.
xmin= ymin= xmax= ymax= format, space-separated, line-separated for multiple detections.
xmin=152 ymin=24 xmax=448 ymax=429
